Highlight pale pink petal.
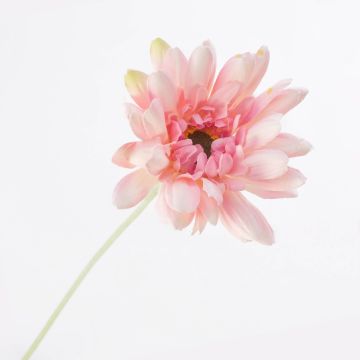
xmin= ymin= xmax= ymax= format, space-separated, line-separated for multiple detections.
xmin=202 ymin=178 xmax=223 ymax=204
xmin=231 ymin=161 xmax=248 ymax=177
xmin=124 ymin=139 xmax=161 ymax=168
xmin=220 ymin=210 xmax=249 ymax=242
xmin=265 ymin=133 xmax=312 ymax=157
xmin=174 ymin=144 xmax=198 ymax=163
xmin=169 ymin=121 xmax=182 ymax=142
xmin=205 ymin=156 xmax=218 ymax=177
xmin=243 ymin=149 xmax=288 ymax=180
xmin=234 ymin=126 xmax=247 ymax=145
xmin=244 ymin=113 xmax=282 ymax=149
xmin=243 ymin=167 xmax=306 ymax=199
xmin=185 ymin=43 xmax=216 ymax=97
xmin=150 ymin=38 xmax=170 ymax=69
xmin=232 ymin=114 xmax=241 ymax=134
xmin=171 ymin=139 xmax=192 ymax=151
xmin=220 ymin=191 xmax=274 ymax=245
xmin=218 ymin=153 xmax=233 ymax=176
xmin=212 ymin=137 xmax=236 ymax=154
xmin=161 ymin=47 xmax=188 ymax=88
xmin=112 ymin=142 xmax=137 ymax=168
xmin=157 ymin=188 xmax=194 ymax=230
xmin=261 ymin=88 xmax=308 ymax=116
xmin=165 ymin=178 xmax=200 ymax=213
xmin=229 ymin=145 xmax=247 ymax=176
xmin=143 ymin=99 xmax=168 ymax=142
xmin=209 ymin=81 xmax=242 ymax=107
xmin=213 ymin=53 xmax=255 ymax=93
xmin=245 ymin=189 xmax=297 ymax=199
xmin=170 ymin=210 xmax=194 ymax=230
xmin=192 ymin=210 xmax=207 ymax=234
xmin=112 ymin=140 xmax=160 ymax=168
xmin=124 ymin=70 xmax=150 ymax=109
xmin=199 ymin=191 xmax=219 ymax=225
xmin=112 ymin=141 xmax=166 ymax=178
xmin=241 ymin=80 xmax=294 ymax=123
xmin=145 ymin=145 xmax=169 ymax=175
xmin=188 ymin=85 xmax=209 ymax=109
xmin=123 ymin=103 xmax=147 ymax=140
xmin=243 ymin=46 xmax=270 ymax=97
xmin=194 ymin=152 xmax=207 ymax=174
xmin=113 ymin=168 xmax=157 ymax=209
xmin=223 ymin=177 xmax=245 ymax=191
xmin=148 ymin=71 xmax=177 ymax=112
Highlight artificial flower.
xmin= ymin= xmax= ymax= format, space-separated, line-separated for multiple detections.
xmin=113 ymin=38 xmax=311 ymax=245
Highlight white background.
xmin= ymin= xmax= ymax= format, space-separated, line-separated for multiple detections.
xmin=1 ymin=0 xmax=360 ymax=359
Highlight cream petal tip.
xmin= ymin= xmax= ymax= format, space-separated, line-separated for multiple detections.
xmin=124 ymin=69 xmax=146 ymax=87
xmin=150 ymin=38 xmax=170 ymax=67
xmin=150 ymin=37 xmax=170 ymax=49
xmin=256 ymin=46 xmax=269 ymax=57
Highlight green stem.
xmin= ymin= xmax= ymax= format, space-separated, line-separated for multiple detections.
xmin=22 ymin=185 xmax=159 ymax=360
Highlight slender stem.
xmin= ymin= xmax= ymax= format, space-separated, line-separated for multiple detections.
xmin=22 ymin=185 xmax=159 ymax=360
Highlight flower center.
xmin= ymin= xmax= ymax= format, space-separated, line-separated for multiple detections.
xmin=187 ymin=130 xmax=214 ymax=157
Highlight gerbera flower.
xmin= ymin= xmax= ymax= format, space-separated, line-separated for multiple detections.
xmin=112 ymin=38 xmax=311 ymax=245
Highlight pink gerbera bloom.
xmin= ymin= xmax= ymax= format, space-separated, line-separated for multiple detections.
xmin=112 ymin=38 xmax=311 ymax=245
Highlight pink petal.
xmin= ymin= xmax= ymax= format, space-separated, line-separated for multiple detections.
xmin=230 ymin=145 xmax=247 ymax=176
xmin=194 ymin=152 xmax=207 ymax=174
xmin=165 ymin=178 xmax=200 ymax=213
xmin=171 ymin=139 xmax=192 ymax=151
xmin=243 ymin=167 xmax=306 ymax=199
xmin=209 ymin=81 xmax=242 ymax=107
xmin=113 ymin=168 xmax=157 ymax=209
xmin=223 ymin=177 xmax=245 ymax=191
xmin=243 ymin=149 xmax=288 ymax=180
xmin=243 ymin=46 xmax=270 ymax=97
xmin=192 ymin=210 xmax=207 ymax=234
xmin=213 ymin=53 xmax=255 ymax=93
xmin=157 ymin=188 xmax=194 ymax=230
xmin=174 ymin=144 xmax=198 ymax=163
xmin=148 ymin=71 xmax=177 ymax=112
xmin=199 ymin=191 xmax=219 ymax=225
xmin=218 ymin=153 xmax=234 ymax=176
xmin=169 ymin=120 xmax=182 ymax=142
xmin=143 ymin=99 xmax=168 ymax=142
xmin=124 ymin=70 xmax=150 ymax=109
xmin=265 ymin=133 xmax=312 ymax=157
xmin=245 ymin=113 xmax=282 ymax=149
xmin=113 ymin=139 xmax=167 ymax=171
xmin=124 ymin=103 xmax=147 ymax=140
xmin=150 ymin=38 xmax=170 ymax=69
xmin=212 ymin=136 xmax=236 ymax=153
xmin=125 ymin=139 xmax=161 ymax=167
xmin=251 ymin=79 xmax=292 ymax=111
xmin=185 ymin=43 xmax=216 ymax=97
xmin=202 ymin=178 xmax=223 ymax=204
xmin=145 ymin=145 xmax=169 ymax=175
xmin=161 ymin=47 xmax=188 ymax=89
xmin=205 ymin=155 xmax=218 ymax=177
xmin=243 ymin=81 xmax=302 ymax=124
xmin=220 ymin=191 xmax=274 ymax=245
xmin=262 ymin=88 xmax=308 ymax=116
xmin=170 ymin=210 xmax=194 ymax=230
xmin=234 ymin=126 xmax=247 ymax=146
xmin=187 ymin=85 xmax=208 ymax=109
xmin=112 ymin=142 xmax=137 ymax=168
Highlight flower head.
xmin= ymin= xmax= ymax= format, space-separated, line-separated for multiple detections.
xmin=113 ymin=38 xmax=311 ymax=245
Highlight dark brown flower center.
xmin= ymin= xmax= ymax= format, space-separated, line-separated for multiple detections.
xmin=187 ymin=130 xmax=213 ymax=157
